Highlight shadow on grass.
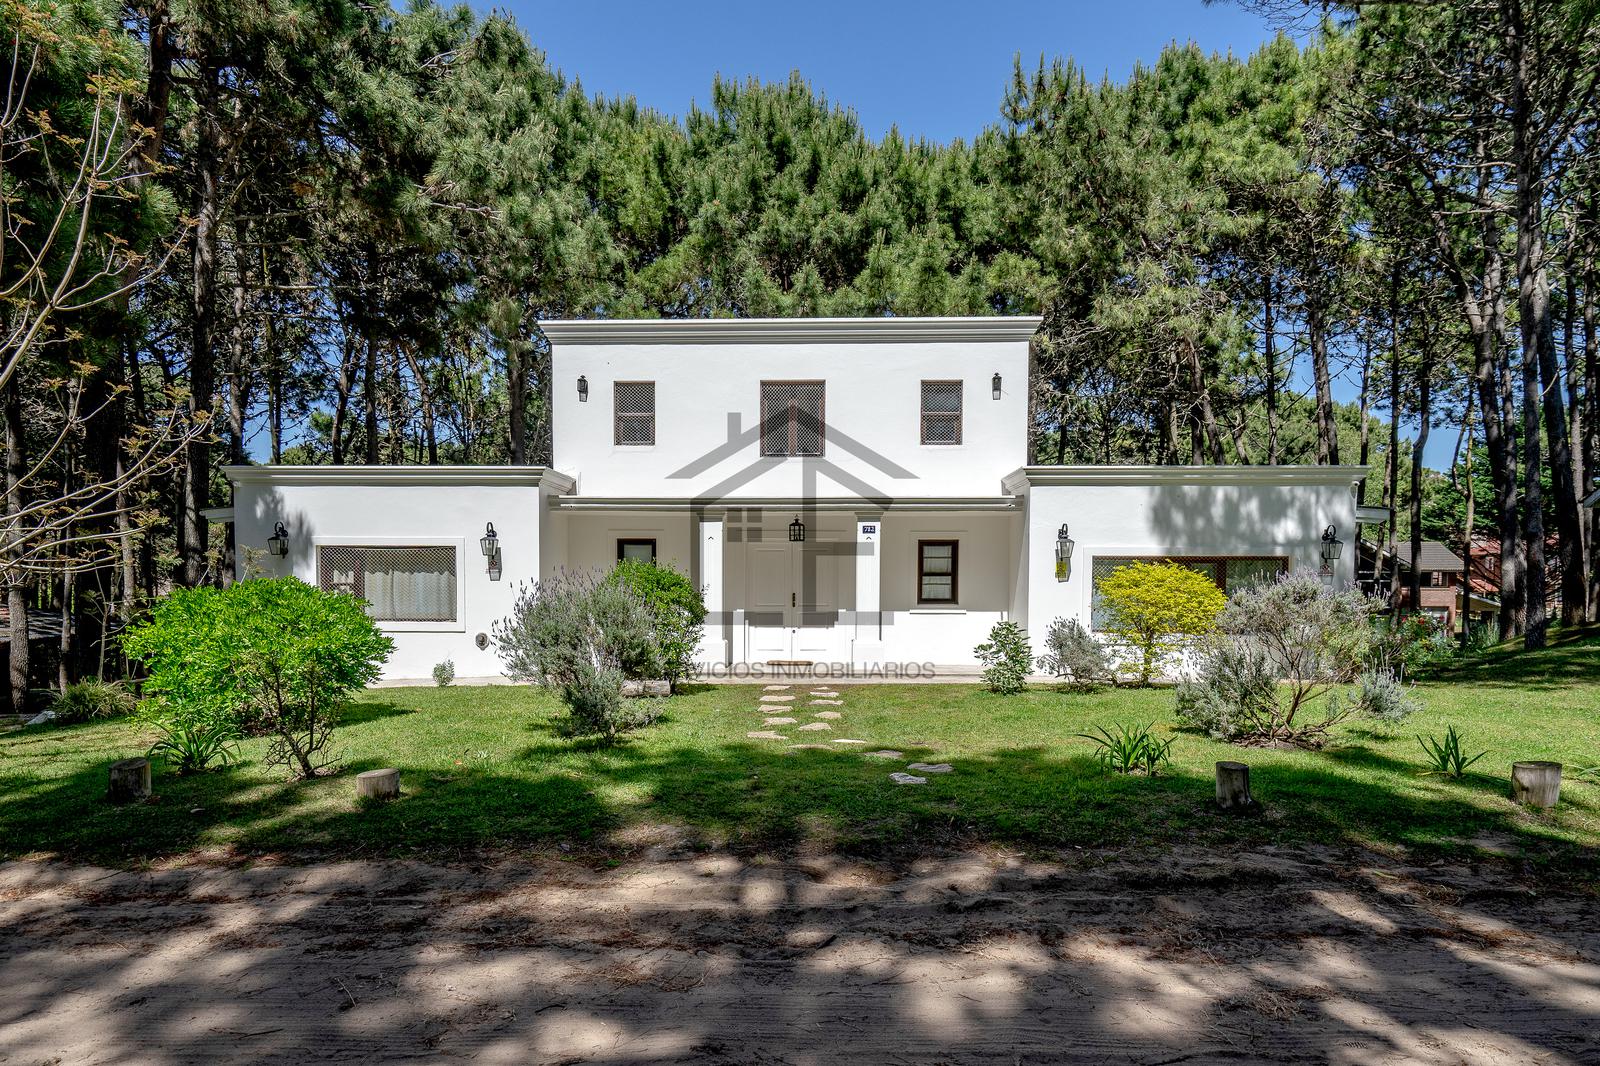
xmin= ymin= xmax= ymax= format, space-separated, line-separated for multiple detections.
xmin=6 ymin=721 xmax=1597 ymax=877
xmin=1428 ymin=626 xmax=1600 ymax=689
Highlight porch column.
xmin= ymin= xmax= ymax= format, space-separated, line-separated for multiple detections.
xmin=697 ymin=512 xmax=729 ymax=667
xmin=854 ymin=512 xmax=883 ymax=666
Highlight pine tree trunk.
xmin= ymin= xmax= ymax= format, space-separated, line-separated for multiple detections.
xmin=4 ymin=381 xmax=28 ymax=715
xmin=1310 ymin=299 xmax=1340 ymax=466
xmin=1508 ymin=1 xmax=1548 ymax=648
xmin=1461 ymin=391 xmax=1477 ymax=650
xmin=363 ymin=337 xmax=379 ymax=465
xmin=1264 ymin=275 xmax=1279 ymax=464
xmin=179 ymin=63 xmax=222 ymax=589
xmin=1408 ymin=363 xmax=1431 ymax=616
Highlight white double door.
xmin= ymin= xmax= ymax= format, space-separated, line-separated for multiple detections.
xmin=746 ymin=541 xmax=847 ymax=663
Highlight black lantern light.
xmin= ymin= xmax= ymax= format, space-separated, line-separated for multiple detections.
xmin=788 ymin=515 xmax=806 ymax=543
xmin=577 ymin=375 xmax=588 ymax=402
xmin=480 ymin=522 xmax=499 ymax=558
xmin=1320 ymin=524 xmax=1343 ymax=573
xmin=1054 ymin=523 xmax=1075 ymax=581
xmin=992 ymin=372 xmax=1002 ymax=400
xmin=266 ymin=521 xmax=289 ymax=557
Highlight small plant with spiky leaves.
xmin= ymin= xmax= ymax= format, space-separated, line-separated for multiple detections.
xmin=1077 ymin=722 xmax=1173 ymax=776
xmin=1417 ymin=726 xmax=1488 ymax=778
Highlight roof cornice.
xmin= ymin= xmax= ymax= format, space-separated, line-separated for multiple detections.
xmin=1004 ymin=465 xmax=1369 ymax=492
xmin=548 ymin=495 xmax=1021 ymax=513
xmin=538 ymin=316 xmax=1042 ymax=345
xmin=224 ymin=465 xmax=572 ymax=490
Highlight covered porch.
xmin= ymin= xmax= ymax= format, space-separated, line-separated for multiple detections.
xmin=544 ymin=495 xmax=1023 ymax=672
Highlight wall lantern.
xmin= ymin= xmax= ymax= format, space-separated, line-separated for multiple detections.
xmin=1320 ymin=524 xmax=1343 ymax=574
xmin=480 ymin=522 xmax=499 ymax=558
xmin=1054 ymin=523 xmax=1075 ymax=581
xmin=788 ymin=515 xmax=807 ymax=543
xmin=992 ymin=372 xmax=1002 ymax=400
xmin=487 ymin=549 xmax=503 ymax=582
xmin=266 ymin=521 xmax=289 ymax=557
xmin=577 ymin=375 xmax=588 ymax=402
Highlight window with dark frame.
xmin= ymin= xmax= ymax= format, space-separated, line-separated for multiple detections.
xmin=317 ymin=545 xmax=457 ymax=623
xmin=614 ymin=381 xmax=656 ymax=445
xmin=617 ymin=538 xmax=657 ymax=563
xmin=1089 ymin=555 xmax=1288 ymax=630
xmin=920 ymin=380 xmax=962 ymax=444
xmin=760 ymin=381 xmax=825 ymax=457
xmin=917 ymin=540 xmax=959 ymax=604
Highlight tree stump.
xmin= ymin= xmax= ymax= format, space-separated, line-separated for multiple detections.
xmin=1215 ymin=761 xmax=1257 ymax=813
xmin=620 ymin=680 xmax=644 ymax=698
xmin=108 ymin=758 xmax=151 ymax=804
xmin=1511 ymin=761 xmax=1561 ymax=808
xmin=642 ymin=679 xmax=671 ymax=698
xmin=356 ymin=767 xmax=401 ymax=802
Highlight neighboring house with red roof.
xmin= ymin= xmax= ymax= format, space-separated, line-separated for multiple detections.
xmin=1359 ymin=538 xmax=1499 ymax=631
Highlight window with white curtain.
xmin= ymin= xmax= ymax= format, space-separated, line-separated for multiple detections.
xmin=317 ymin=545 xmax=457 ymax=623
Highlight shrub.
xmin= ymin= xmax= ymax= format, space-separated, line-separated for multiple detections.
xmin=1464 ymin=617 xmax=1500 ymax=654
xmin=1418 ymin=726 xmax=1488 ymax=778
xmin=49 ymin=680 xmax=135 ymax=723
xmin=1372 ymin=614 xmax=1456 ymax=680
xmin=1036 ymin=617 xmax=1115 ymax=690
xmin=1175 ymin=570 xmax=1376 ymax=746
xmin=607 ymin=559 xmax=707 ymax=690
xmin=147 ymin=709 xmax=240 ymax=774
xmin=433 ymin=659 xmax=456 ymax=687
xmin=974 ymin=621 xmax=1031 ymax=694
xmin=1350 ymin=665 xmax=1421 ymax=724
xmin=1096 ymin=561 xmax=1226 ymax=685
xmin=494 ymin=568 xmax=661 ymax=740
xmin=124 ymin=578 xmax=392 ymax=779
xmin=1077 ymin=722 xmax=1172 ymax=775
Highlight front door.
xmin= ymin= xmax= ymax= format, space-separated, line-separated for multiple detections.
xmin=745 ymin=542 xmax=843 ymax=663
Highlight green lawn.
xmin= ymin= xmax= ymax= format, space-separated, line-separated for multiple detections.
xmin=3 ymin=631 xmax=1599 ymax=869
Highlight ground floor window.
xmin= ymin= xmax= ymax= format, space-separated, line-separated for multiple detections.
xmin=1090 ymin=555 xmax=1286 ymax=630
xmin=617 ymin=538 xmax=657 ymax=563
xmin=917 ymin=540 xmax=959 ymax=604
xmin=317 ymin=545 xmax=457 ymax=622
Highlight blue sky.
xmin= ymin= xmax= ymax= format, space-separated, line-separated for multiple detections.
xmin=494 ymin=0 xmax=1283 ymax=143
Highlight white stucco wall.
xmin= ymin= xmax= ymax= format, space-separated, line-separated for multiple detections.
xmin=1012 ymin=467 xmax=1365 ymax=641
xmin=544 ymin=318 xmax=1037 ymax=501
xmin=228 ymin=467 xmax=555 ymax=681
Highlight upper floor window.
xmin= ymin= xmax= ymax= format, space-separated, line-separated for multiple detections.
xmin=614 ymin=381 xmax=656 ymax=445
xmin=318 ymin=545 xmax=457 ymax=623
xmin=921 ymin=380 xmax=962 ymax=444
xmin=760 ymin=381 xmax=825 ymax=457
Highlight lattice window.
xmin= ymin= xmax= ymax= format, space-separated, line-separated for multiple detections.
xmin=614 ymin=381 xmax=656 ymax=445
xmin=760 ymin=381 xmax=825 ymax=457
xmin=318 ymin=545 xmax=457 ymax=623
xmin=920 ymin=380 xmax=962 ymax=444
xmin=1089 ymin=555 xmax=1287 ymax=631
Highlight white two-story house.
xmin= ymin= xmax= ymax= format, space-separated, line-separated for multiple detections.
xmin=220 ymin=316 xmax=1363 ymax=681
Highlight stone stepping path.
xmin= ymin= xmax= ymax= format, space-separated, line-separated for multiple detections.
xmin=746 ymin=730 xmax=788 ymax=740
xmin=809 ymin=699 xmax=843 ymax=706
xmin=788 ymin=743 xmax=831 ymax=751
xmin=831 ymin=739 xmax=865 ymax=745
xmin=811 ymin=711 xmax=841 ymax=720
xmin=761 ymin=695 xmax=795 ymax=703
xmin=890 ymin=772 xmax=927 ymax=785
xmin=763 ymin=685 xmax=792 ymax=691
xmin=863 ymin=750 xmax=904 ymax=759
xmin=907 ymin=762 xmax=954 ymax=774
xmin=797 ymin=721 xmax=831 ymax=732
xmin=763 ymin=716 xmax=798 ymax=725
xmin=810 ymin=690 xmax=839 ymax=698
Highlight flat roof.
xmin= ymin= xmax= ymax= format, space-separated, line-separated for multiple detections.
xmin=537 ymin=316 xmax=1042 ymax=345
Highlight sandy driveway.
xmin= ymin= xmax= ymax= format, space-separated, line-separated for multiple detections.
xmin=1 ymin=844 xmax=1596 ymax=1064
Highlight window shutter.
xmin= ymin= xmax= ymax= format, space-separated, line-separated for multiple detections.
xmin=760 ymin=381 xmax=825 ymax=456
xmin=921 ymin=381 xmax=962 ymax=444
xmin=614 ymin=381 xmax=656 ymax=445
